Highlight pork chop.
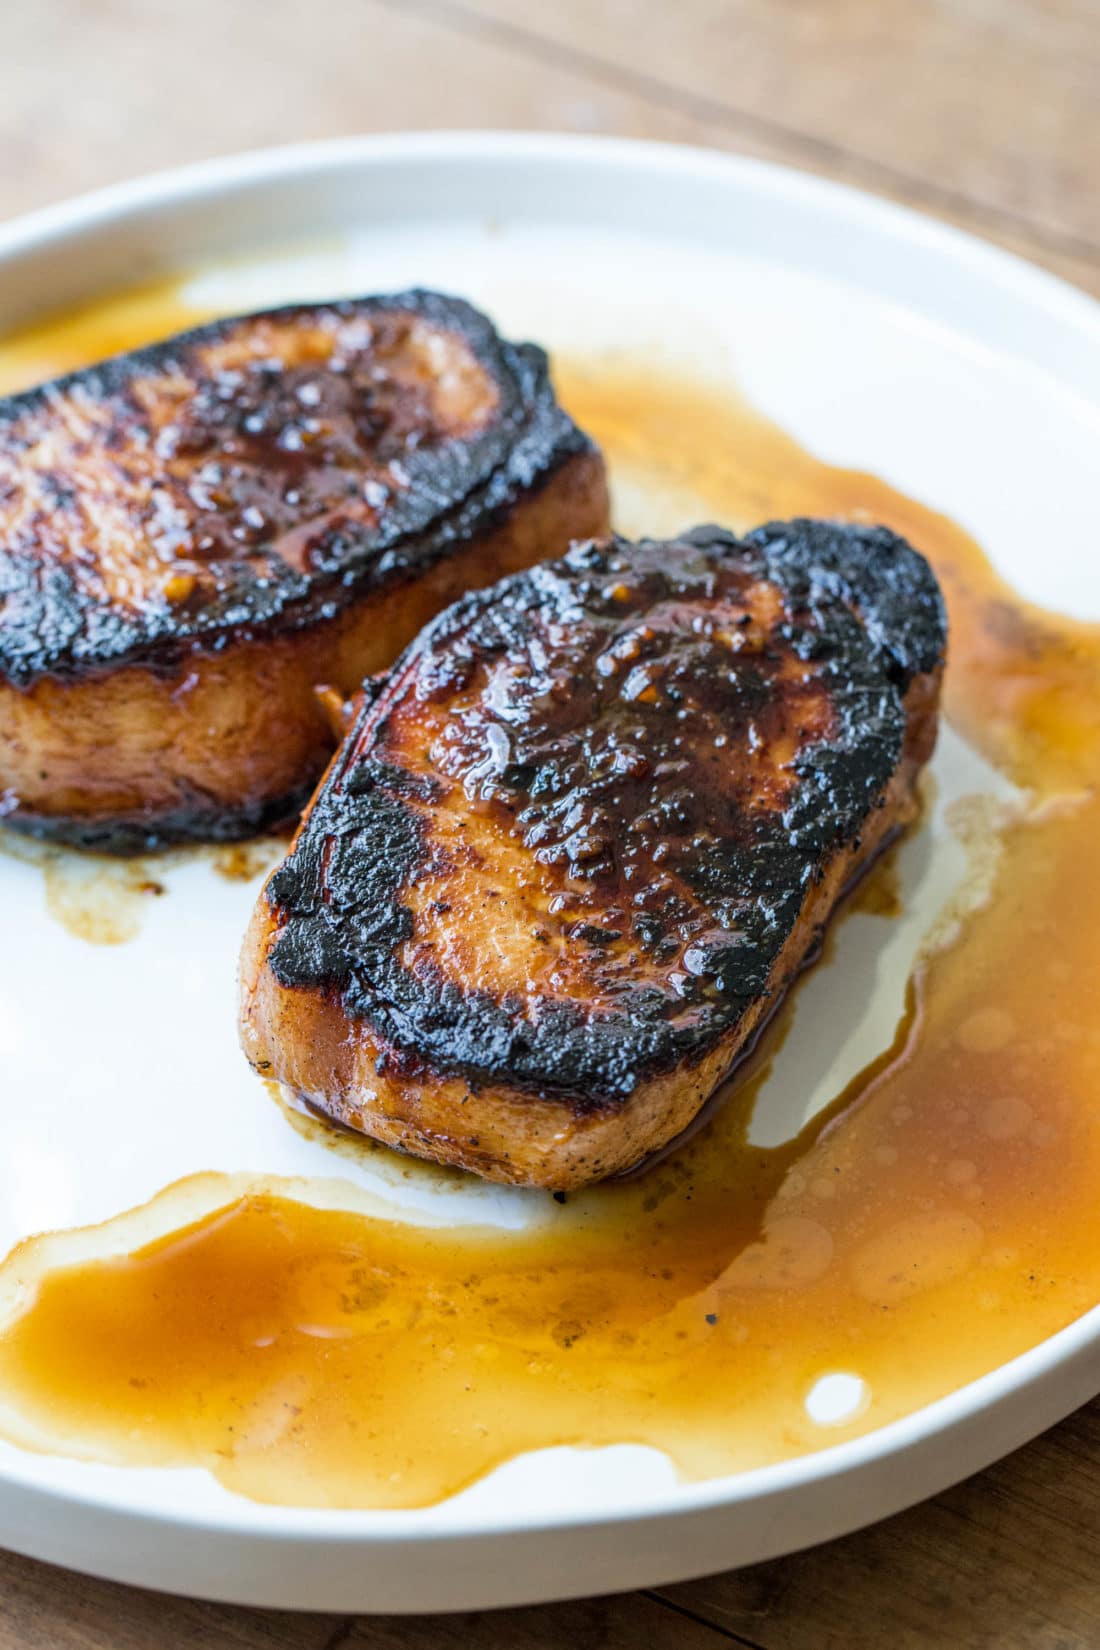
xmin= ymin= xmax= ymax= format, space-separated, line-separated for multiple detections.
xmin=0 ymin=291 xmax=607 ymax=850
xmin=239 ymin=520 xmax=946 ymax=1188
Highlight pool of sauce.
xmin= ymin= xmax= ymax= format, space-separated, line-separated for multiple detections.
xmin=0 ymin=828 xmax=284 ymax=945
xmin=0 ymin=287 xmax=1097 ymax=1509
xmin=0 ymin=830 xmax=163 ymax=945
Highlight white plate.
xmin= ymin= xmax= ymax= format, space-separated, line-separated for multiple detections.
xmin=0 ymin=133 xmax=1098 ymax=1613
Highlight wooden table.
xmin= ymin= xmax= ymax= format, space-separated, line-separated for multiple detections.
xmin=2 ymin=3 xmax=1098 ymax=1645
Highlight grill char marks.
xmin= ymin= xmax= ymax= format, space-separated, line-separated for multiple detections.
xmin=241 ymin=521 xmax=946 ymax=1188
xmin=0 ymin=291 xmax=608 ymax=850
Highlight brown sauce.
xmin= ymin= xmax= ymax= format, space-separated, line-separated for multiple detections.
xmin=0 ymin=829 xmax=284 ymax=945
xmin=0 ymin=280 xmax=212 ymax=396
xmin=0 ymin=831 xmax=164 ymax=945
xmin=210 ymin=838 xmax=288 ymax=884
xmin=0 ymin=287 xmax=1098 ymax=1508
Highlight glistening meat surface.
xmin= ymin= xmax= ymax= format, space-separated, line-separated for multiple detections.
xmin=240 ymin=521 xmax=947 ymax=1187
xmin=0 ymin=291 xmax=607 ymax=850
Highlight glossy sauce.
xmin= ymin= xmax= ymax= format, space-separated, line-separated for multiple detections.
xmin=0 ymin=289 xmax=1098 ymax=1508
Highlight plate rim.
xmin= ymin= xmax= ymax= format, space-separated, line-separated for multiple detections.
xmin=3 ymin=129 xmax=1099 ymax=334
xmin=0 ymin=125 xmax=1097 ymax=1567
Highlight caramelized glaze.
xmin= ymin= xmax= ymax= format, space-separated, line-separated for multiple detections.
xmin=0 ymin=289 xmax=1097 ymax=1508
xmin=0 ymin=285 xmax=607 ymax=853
xmin=0 ymin=295 xmax=506 ymax=671
xmin=242 ymin=517 xmax=943 ymax=1185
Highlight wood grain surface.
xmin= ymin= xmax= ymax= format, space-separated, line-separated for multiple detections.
xmin=1 ymin=2 xmax=1098 ymax=1644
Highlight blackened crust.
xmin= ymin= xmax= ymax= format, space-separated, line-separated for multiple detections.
xmin=264 ymin=521 xmax=947 ymax=1109
xmin=1 ymin=778 xmax=312 ymax=854
xmin=0 ymin=290 xmax=594 ymax=687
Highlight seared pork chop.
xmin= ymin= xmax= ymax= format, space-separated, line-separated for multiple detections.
xmin=240 ymin=521 xmax=946 ymax=1189
xmin=0 ymin=292 xmax=607 ymax=850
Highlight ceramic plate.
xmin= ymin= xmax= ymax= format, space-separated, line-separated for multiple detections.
xmin=0 ymin=133 xmax=1098 ymax=1611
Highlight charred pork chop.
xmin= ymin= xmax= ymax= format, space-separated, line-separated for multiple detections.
xmin=240 ymin=521 xmax=946 ymax=1189
xmin=0 ymin=292 xmax=607 ymax=851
